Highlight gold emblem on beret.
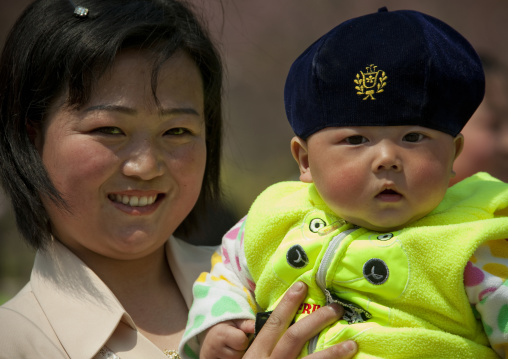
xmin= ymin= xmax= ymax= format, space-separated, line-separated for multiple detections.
xmin=355 ymin=64 xmax=387 ymax=100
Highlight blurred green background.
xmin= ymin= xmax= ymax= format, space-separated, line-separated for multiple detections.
xmin=2 ymin=0 xmax=508 ymax=304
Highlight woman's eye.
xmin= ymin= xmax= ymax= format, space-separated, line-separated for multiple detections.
xmin=403 ymin=133 xmax=424 ymax=142
xmin=345 ymin=135 xmax=367 ymax=145
xmin=166 ymin=128 xmax=189 ymax=136
xmin=94 ymin=127 xmax=124 ymax=135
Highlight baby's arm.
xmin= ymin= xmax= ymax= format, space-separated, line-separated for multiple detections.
xmin=199 ymin=319 xmax=255 ymax=359
xmin=180 ymin=218 xmax=257 ymax=358
xmin=465 ymin=238 xmax=508 ymax=358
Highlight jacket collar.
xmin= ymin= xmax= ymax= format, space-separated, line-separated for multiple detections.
xmin=31 ymin=239 xmax=132 ymax=359
xmin=30 ymin=237 xmax=217 ymax=359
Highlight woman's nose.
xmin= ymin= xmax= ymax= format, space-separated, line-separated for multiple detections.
xmin=372 ymin=141 xmax=403 ymax=173
xmin=122 ymin=139 xmax=164 ymax=180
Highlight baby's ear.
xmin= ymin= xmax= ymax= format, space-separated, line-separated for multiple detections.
xmin=290 ymin=136 xmax=313 ymax=183
xmin=453 ymin=133 xmax=464 ymax=160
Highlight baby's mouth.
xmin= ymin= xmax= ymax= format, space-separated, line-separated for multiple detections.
xmin=376 ymin=188 xmax=403 ymax=201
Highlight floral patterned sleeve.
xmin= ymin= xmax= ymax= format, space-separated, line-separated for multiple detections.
xmin=464 ymin=238 xmax=508 ymax=358
xmin=179 ymin=216 xmax=257 ymax=359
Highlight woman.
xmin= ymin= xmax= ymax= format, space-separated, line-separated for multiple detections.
xmin=0 ymin=0 xmax=357 ymax=358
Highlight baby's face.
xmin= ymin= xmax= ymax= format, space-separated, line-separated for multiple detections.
xmin=292 ymin=125 xmax=463 ymax=232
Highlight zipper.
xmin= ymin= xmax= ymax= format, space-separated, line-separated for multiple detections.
xmin=316 ymin=228 xmax=357 ymax=300
xmin=308 ymin=227 xmax=357 ymax=354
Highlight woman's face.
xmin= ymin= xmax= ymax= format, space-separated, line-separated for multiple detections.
xmin=35 ymin=49 xmax=206 ymax=261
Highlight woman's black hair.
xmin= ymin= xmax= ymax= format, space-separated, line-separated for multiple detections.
xmin=0 ymin=0 xmax=223 ymax=249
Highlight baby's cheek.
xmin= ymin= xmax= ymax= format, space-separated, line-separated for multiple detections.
xmin=317 ymin=170 xmax=365 ymax=209
xmin=414 ymin=161 xmax=450 ymax=187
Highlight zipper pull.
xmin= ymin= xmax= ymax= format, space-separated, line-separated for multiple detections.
xmin=324 ymin=288 xmax=335 ymax=305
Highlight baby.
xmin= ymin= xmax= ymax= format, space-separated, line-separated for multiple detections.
xmin=180 ymin=8 xmax=508 ymax=359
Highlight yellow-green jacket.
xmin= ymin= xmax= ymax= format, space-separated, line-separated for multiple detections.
xmin=181 ymin=173 xmax=508 ymax=358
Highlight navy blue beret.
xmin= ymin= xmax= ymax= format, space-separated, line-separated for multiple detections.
xmin=284 ymin=7 xmax=485 ymax=139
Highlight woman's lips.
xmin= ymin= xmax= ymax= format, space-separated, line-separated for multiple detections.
xmin=108 ymin=193 xmax=158 ymax=207
xmin=107 ymin=193 xmax=165 ymax=215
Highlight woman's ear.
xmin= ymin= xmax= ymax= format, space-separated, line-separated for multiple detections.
xmin=290 ymin=136 xmax=313 ymax=183
xmin=26 ymin=122 xmax=43 ymax=152
xmin=26 ymin=122 xmax=36 ymax=143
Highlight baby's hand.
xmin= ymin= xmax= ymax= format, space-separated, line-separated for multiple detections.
xmin=199 ymin=319 xmax=255 ymax=359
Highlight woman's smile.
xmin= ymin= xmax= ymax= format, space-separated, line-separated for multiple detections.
xmin=107 ymin=191 xmax=166 ymax=215
xmin=108 ymin=193 xmax=158 ymax=207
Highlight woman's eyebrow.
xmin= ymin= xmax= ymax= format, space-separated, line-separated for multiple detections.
xmin=83 ymin=104 xmax=136 ymax=114
xmin=159 ymin=107 xmax=200 ymax=116
xmin=83 ymin=104 xmax=200 ymax=116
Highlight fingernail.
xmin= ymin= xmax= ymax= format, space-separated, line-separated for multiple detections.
xmin=343 ymin=340 xmax=357 ymax=352
xmin=327 ymin=302 xmax=341 ymax=315
xmin=292 ymin=281 xmax=304 ymax=292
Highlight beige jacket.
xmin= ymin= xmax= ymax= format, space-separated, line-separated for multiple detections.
xmin=0 ymin=237 xmax=216 ymax=359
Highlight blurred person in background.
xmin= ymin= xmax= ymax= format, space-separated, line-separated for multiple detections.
xmin=451 ymin=54 xmax=508 ymax=185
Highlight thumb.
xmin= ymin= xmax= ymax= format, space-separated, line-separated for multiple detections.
xmin=233 ymin=319 xmax=255 ymax=334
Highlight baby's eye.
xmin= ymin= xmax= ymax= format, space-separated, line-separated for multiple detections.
xmin=94 ymin=127 xmax=124 ymax=135
xmin=403 ymin=133 xmax=424 ymax=142
xmin=345 ymin=135 xmax=368 ymax=145
xmin=165 ymin=127 xmax=189 ymax=136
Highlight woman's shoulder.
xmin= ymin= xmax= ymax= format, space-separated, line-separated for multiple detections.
xmin=0 ymin=283 xmax=68 ymax=358
xmin=1 ymin=282 xmax=35 ymax=316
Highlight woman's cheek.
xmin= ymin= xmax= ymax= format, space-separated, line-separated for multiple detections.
xmin=47 ymin=144 xmax=115 ymax=192
xmin=168 ymin=141 xmax=207 ymax=178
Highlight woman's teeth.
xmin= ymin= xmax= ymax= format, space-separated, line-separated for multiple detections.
xmin=109 ymin=194 xmax=157 ymax=207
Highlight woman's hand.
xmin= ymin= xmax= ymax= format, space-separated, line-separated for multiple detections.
xmin=243 ymin=282 xmax=358 ymax=358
